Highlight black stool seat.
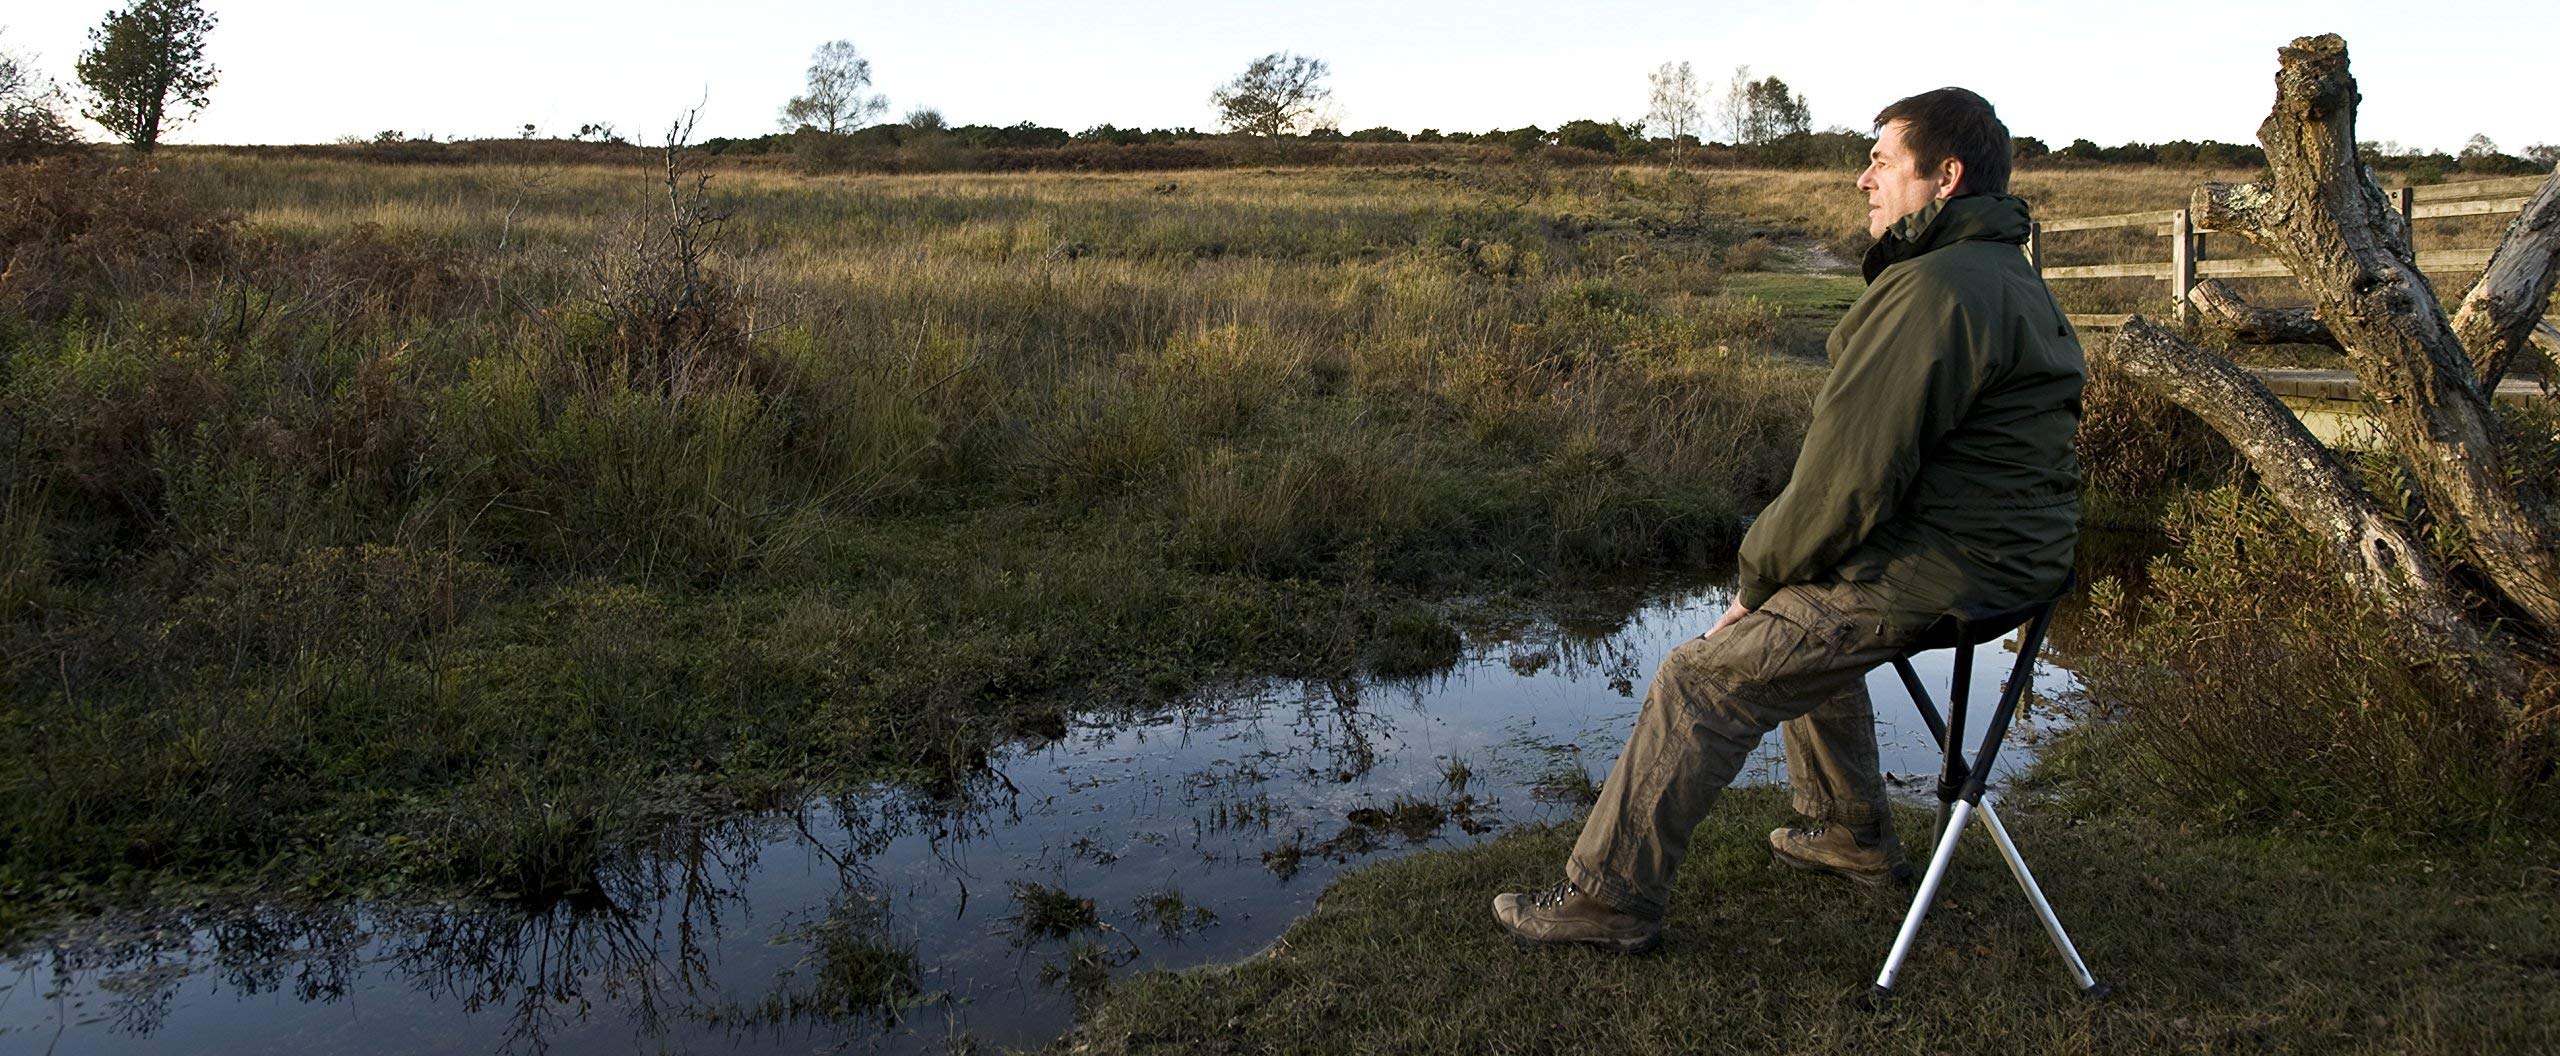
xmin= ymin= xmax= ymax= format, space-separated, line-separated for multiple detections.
xmin=1902 ymin=598 xmax=2061 ymax=652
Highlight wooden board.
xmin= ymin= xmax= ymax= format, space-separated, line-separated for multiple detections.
xmin=2401 ymin=175 xmax=2552 ymax=202
xmin=2043 ymin=261 xmax=2175 ymax=279
xmin=2039 ymin=209 xmax=2181 ymax=233
xmin=2408 ymin=197 xmax=2529 ymax=220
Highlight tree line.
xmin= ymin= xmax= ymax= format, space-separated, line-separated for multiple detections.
xmin=4 ymin=8 xmax=2552 ymax=182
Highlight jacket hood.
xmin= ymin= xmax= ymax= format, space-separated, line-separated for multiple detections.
xmin=1862 ymin=194 xmax=2034 ymax=282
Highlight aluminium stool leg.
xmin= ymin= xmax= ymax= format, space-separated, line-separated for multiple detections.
xmin=1977 ymin=797 xmax=2107 ymax=997
xmin=1864 ymin=603 xmax=2103 ymax=1006
xmin=1864 ymin=799 xmax=1976 ymax=1007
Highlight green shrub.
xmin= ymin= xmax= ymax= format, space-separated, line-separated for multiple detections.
xmin=2052 ymin=486 xmax=2550 ymax=840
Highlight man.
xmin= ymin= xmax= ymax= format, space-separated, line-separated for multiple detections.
xmin=1494 ymin=87 xmax=2084 ymax=952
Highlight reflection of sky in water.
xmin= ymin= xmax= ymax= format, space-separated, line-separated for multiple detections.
xmin=2 ymin=583 xmax=2076 ymax=1055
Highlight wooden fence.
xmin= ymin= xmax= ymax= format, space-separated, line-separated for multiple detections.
xmin=2030 ymin=173 xmax=2550 ymax=331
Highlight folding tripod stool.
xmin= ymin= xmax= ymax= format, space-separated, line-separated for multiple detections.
xmin=1862 ymin=588 xmax=2107 ymax=1007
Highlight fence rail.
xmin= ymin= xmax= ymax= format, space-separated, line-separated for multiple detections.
xmin=2033 ymin=174 xmax=2548 ymax=327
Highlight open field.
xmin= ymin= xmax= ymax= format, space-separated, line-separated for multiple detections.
xmin=7 ymin=156 xmax=1851 ymax=934
xmin=4 ymin=155 xmax=2552 ymax=1053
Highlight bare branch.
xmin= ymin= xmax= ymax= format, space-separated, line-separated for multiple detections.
xmin=2188 ymin=279 xmax=2340 ymax=348
xmin=2449 ymin=170 xmax=2560 ymax=390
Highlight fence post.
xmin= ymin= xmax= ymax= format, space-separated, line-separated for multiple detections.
xmin=2024 ymin=220 xmax=2043 ymax=273
xmin=2170 ymin=209 xmax=2195 ymax=326
xmin=2394 ymin=186 xmax=2416 ymax=245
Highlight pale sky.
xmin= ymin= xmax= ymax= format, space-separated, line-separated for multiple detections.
xmin=5 ymin=1 xmax=2549 ymax=154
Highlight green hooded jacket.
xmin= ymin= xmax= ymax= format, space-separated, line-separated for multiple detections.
xmin=1734 ymin=193 xmax=2084 ymax=625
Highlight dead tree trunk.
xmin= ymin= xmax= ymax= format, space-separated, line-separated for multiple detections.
xmin=2196 ymin=276 xmax=2560 ymax=360
xmin=2110 ymin=317 xmax=2480 ymax=650
xmin=2178 ymin=34 xmax=2560 ymax=641
xmin=2188 ymin=279 xmax=2340 ymax=348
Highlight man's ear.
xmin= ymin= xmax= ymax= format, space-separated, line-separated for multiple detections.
xmin=1934 ymin=157 xmax=1965 ymax=200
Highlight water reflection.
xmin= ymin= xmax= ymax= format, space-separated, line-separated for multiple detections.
xmin=1 ymin=581 xmax=2077 ymax=1055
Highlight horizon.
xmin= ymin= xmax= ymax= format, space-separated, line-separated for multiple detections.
xmin=5 ymin=0 xmax=2551 ymax=157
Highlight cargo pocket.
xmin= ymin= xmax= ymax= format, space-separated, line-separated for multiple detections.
xmin=1733 ymin=586 xmax=1868 ymax=687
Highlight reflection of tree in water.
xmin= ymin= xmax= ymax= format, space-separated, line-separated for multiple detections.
xmin=1494 ymin=600 xmax=1659 ymax=693
xmin=19 ymin=903 xmax=369 ymax=1039
xmin=1286 ymin=678 xmax=1393 ymax=783
xmin=8 ymin=769 xmax=1016 ymax=1054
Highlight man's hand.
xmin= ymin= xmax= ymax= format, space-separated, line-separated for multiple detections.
xmin=1705 ymin=597 xmax=1752 ymax=638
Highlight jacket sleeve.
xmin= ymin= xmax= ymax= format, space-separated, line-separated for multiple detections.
xmin=1735 ymin=271 xmax=1982 ymax=609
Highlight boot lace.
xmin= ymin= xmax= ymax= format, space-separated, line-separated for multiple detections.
xmin=1525 ymin=879 xmax=1578 ymax=909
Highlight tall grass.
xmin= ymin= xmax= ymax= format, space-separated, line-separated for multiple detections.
xmin=0 ymin=153 xmax=1831 ymax=926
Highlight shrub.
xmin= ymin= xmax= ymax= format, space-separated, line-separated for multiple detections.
xmin=0 ymin=157 xmax=237 ymax=320
xmin=0 ymin=44 xmax=83 ymax=163
xmin=2053 ymin=486 xmax=2551 ymax=840
xmin=574 ymin=139 xmax=760 ymax=402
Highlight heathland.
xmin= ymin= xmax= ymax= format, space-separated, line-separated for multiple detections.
xmin=2 ymin=151 xmax=2554 ymax=1052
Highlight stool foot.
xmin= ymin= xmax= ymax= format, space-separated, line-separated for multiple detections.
xmin=1854 ymin=984 xmax=1894 ymax=1012
xmin=2081 ymin=980 xmax=2113 ymax=1002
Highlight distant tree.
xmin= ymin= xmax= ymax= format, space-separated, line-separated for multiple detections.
xmin=1411 ymin=128 xmax=1444 ymax=143
xmin=2526 ymin=143 xmax=2559 ymax=172
xmin=2062 ymin=137 xmax=2103 ymax=161
xmin=1553 ymin=118 xmax=1643 ymax=155
xmin=2453 ymin=134 xmax=2536 ymax=175
xmin=782 ymin=40 xmax=887 ymax=134
xmin=2013 ymin=135 xmax=2050 ymax=160
xmin=1211 ymin=52 xmax=1331 ymax=140
xmin=904 ymin=106 xmax=945 ymax=132
xmin=1500 ymin=125 xmax=1546 ymax=155
xmin=1740 ymin=75 xmax=1810 ymax=145
xmin=1347 ymin=126 xmax=1407 ymax=143
xmin=75 ymin=0 xmax=218 ymax=152
xmin=1718 ymin=65 xmax=1750 ymax=144
xmin=2 ymin=34 xmax=83 ymax=161
xmin=519 ymin=122 xmax=537 ymax=139
xmin=1553 ymin=119 xmax=1614 ymax=153
xmin=1645 ymin=60 xmax=1701 ymax=168
xmin=1077 ymin=123 xmax=1147 ymax=145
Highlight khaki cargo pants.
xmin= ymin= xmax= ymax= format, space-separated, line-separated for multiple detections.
xmin=1567 ymin=579 xmax=1922 ymax=920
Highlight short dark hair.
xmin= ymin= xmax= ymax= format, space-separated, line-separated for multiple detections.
xmin=1873 ymin=88 xmax=2011 ymax=195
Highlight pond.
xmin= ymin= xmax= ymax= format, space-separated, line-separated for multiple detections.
xmin=2 ymin=579 xmax=2078 ymax=1055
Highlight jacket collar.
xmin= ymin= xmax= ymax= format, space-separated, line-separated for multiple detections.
xmin=1861 ymin=193 xmax=2034 ymax=282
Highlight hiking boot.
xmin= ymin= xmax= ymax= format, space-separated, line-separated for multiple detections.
xmin=1491 ymin=880 xmax=1662 ymax=953
xmin=1770 ymin=823 xmax=1914 ymax=887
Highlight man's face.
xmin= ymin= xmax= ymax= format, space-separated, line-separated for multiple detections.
xmin=1859 ymin=120 xmax=1959 ymax=238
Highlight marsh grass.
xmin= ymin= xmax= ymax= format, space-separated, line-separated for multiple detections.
xmin=1010 ymin=881 xmax=1102 ymax=942
xmin=0 ymin=153 xmax=1870 ymax=933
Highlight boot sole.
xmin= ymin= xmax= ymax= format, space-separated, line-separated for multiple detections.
xmin=1503 ymin=928 xmax=1662 ymax=955
xmin=1772 ymin=847 xmax=1912 ymax=888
